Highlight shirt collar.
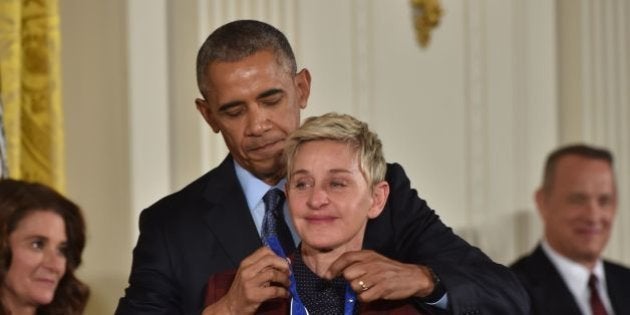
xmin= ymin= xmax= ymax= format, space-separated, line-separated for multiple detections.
xmin=541 ymin=239 xmax=605 ymax=298
xmin=234 ymin=161 xmax=286 ymax=210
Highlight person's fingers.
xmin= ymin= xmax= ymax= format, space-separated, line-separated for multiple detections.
xmin=241 ymin=247 xmax=288 ymax=269
xmin=255 ymin=265 xmax=291 ymax=288
xmin=325 ymin=250 xmax=374 ymax=279
xmin=340 ymin=260 xmax=371 ymax=281
xmin=253 ymin=254 xmax=291 ymax=275
xmin=238 ymin=247 xmax=290 ymax=280
xmin=351 ymin=272 xmax=392 ymax=302
xmin=352 ymin=278 xmax=372 ymax=293
xmin=222 ymin=245 xmax=292 ymax=313
xmin=360 ymin=263 xmax=431 ymax=302
xmin=354 ymin=280 xmax=379 ymax=302
xmin=328 ymin=250 xmax=431 ymax=302
xmin=232 ymin=268 xmax=290 ymax=306
xmin=239 ymin=247 xmax=275 ymax=270
xmin=250 ymin=271 xmax=290 ymax=302
xmin=259 ymin=285 xmax=290 ymax=300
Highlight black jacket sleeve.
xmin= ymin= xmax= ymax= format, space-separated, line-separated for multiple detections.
xmin=364 ymin=163 xmax=530 ymax=315
xmin=115 ymin=204 xmax=184 ymax=315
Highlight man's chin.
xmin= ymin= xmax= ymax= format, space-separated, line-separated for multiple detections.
xmin=251 ymin=163 xmax=286 ymax=183
xmin=574 ymin=248 xmax=604 ymax=263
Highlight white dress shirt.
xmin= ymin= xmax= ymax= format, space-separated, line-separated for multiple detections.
xmin=541 ymin=240 xmax=614 ymax=315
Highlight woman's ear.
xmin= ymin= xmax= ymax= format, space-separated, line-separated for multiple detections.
xmin=367 ymin=181 xmax=389 ymax=219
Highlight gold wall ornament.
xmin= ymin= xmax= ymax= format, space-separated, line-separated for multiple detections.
xmin=411 ymin=0 xmax=443 ymax=48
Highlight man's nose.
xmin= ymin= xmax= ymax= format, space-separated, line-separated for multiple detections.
xmin=584 ymin=199 xmax=604 ymax=221
xmin=246 ymin=105 xmax=272 ymax=135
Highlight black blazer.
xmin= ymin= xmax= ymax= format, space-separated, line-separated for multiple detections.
xmin=511 ymin=245 xmax=630 ymax=315
xmin=116 ymin=156 xmax=529 ymax=315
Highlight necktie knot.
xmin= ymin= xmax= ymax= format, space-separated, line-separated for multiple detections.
xmin=261 ymin=188 xmax=294 ymax=255
xmin=588 ymin=274 xmax=598 ymax=289
xmin=263 ymin=188 xmax=285 ymax=217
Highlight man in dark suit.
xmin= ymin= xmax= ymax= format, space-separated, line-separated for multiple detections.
xmin=116 ymin=20 xmax=529 ymax=315
xmin=511 ymin=144 xmax=630 ymax=315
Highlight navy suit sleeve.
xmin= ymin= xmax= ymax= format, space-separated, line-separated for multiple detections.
xmin=371 ymin=163 xmax=530 ymax=314
xmin=115 ymin=206 xmax=183 ymax=315
xmin=116 ymin=158 xmax=256 ymax=315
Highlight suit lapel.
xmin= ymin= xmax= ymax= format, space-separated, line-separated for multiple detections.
xmin=200 ymin=156 xmax=263 ymax=265
xmin=528 ymin=246 xmax=583 ymax=314
xmin=604 ymin=262 xmax=630 ymax=313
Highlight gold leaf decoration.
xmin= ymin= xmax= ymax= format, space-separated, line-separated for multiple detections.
xmin=411 ymin=0 xmax=443 ymax=48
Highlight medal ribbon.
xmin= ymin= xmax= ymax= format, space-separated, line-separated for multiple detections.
xmin=265 ymin=236 xmax=357 ymax=315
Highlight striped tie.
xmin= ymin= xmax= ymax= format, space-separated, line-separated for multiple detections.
xmin=261 ymin=188 xmax=295 ymax=256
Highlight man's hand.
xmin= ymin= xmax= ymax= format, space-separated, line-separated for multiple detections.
xmin=202 ymin=247 xmax=291 ymax=315
xmin=325 ymin=250 xmax=436 ymax=302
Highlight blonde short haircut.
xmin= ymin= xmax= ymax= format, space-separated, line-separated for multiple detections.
xmin=284 ymin=112 xmax=386 ymax=186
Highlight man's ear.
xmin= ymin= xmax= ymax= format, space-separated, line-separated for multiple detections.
xmin=195 ymin=98 xmax=220 ymax=133
xmin=367 ymin=181 xmax=390 ymax=219
xmin=295 ymin=68 xmax=311 ymax=110
xmin=534 ymin=188 xmax=547 ymax=220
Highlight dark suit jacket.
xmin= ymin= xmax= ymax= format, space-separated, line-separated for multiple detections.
xmin=511 ymin=245 xmax=630 ymax=315
xmin=204 ymin=269 xmax=425 ymax=315
xmin=116 ymin=156 xmax=529 ymax=315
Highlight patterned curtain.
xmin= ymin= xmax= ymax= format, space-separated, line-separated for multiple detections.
xmin=0 ymin=91 xmax=8 ymax=178
xmin=0 ymin=0 xmax=65 ymax=191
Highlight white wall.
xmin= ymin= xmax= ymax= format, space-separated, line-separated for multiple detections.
xmin=60 ymin=1 xmax=131 ymax=313
xmin=557 ymin=0 xmax=630 ymax=264
xmin=60 ymin=0 xmax=629 ymax=314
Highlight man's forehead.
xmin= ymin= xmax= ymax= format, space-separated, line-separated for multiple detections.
xmin=207 ymin=59 xmax=292 ymax=90
xmin=208 ymin=50 xmax=291 ymax=73
xmin=552 ymin=173 xmax=616 ymax=196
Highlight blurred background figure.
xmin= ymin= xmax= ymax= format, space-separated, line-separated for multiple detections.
xmin=511 ymin=144 xmax=630 ymax=315
xmin=0 ymin=179 xmax=89 ymax=315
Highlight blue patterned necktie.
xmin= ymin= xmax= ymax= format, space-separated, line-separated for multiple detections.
xmin=261 ymin=188 xmax=295 ymax=255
